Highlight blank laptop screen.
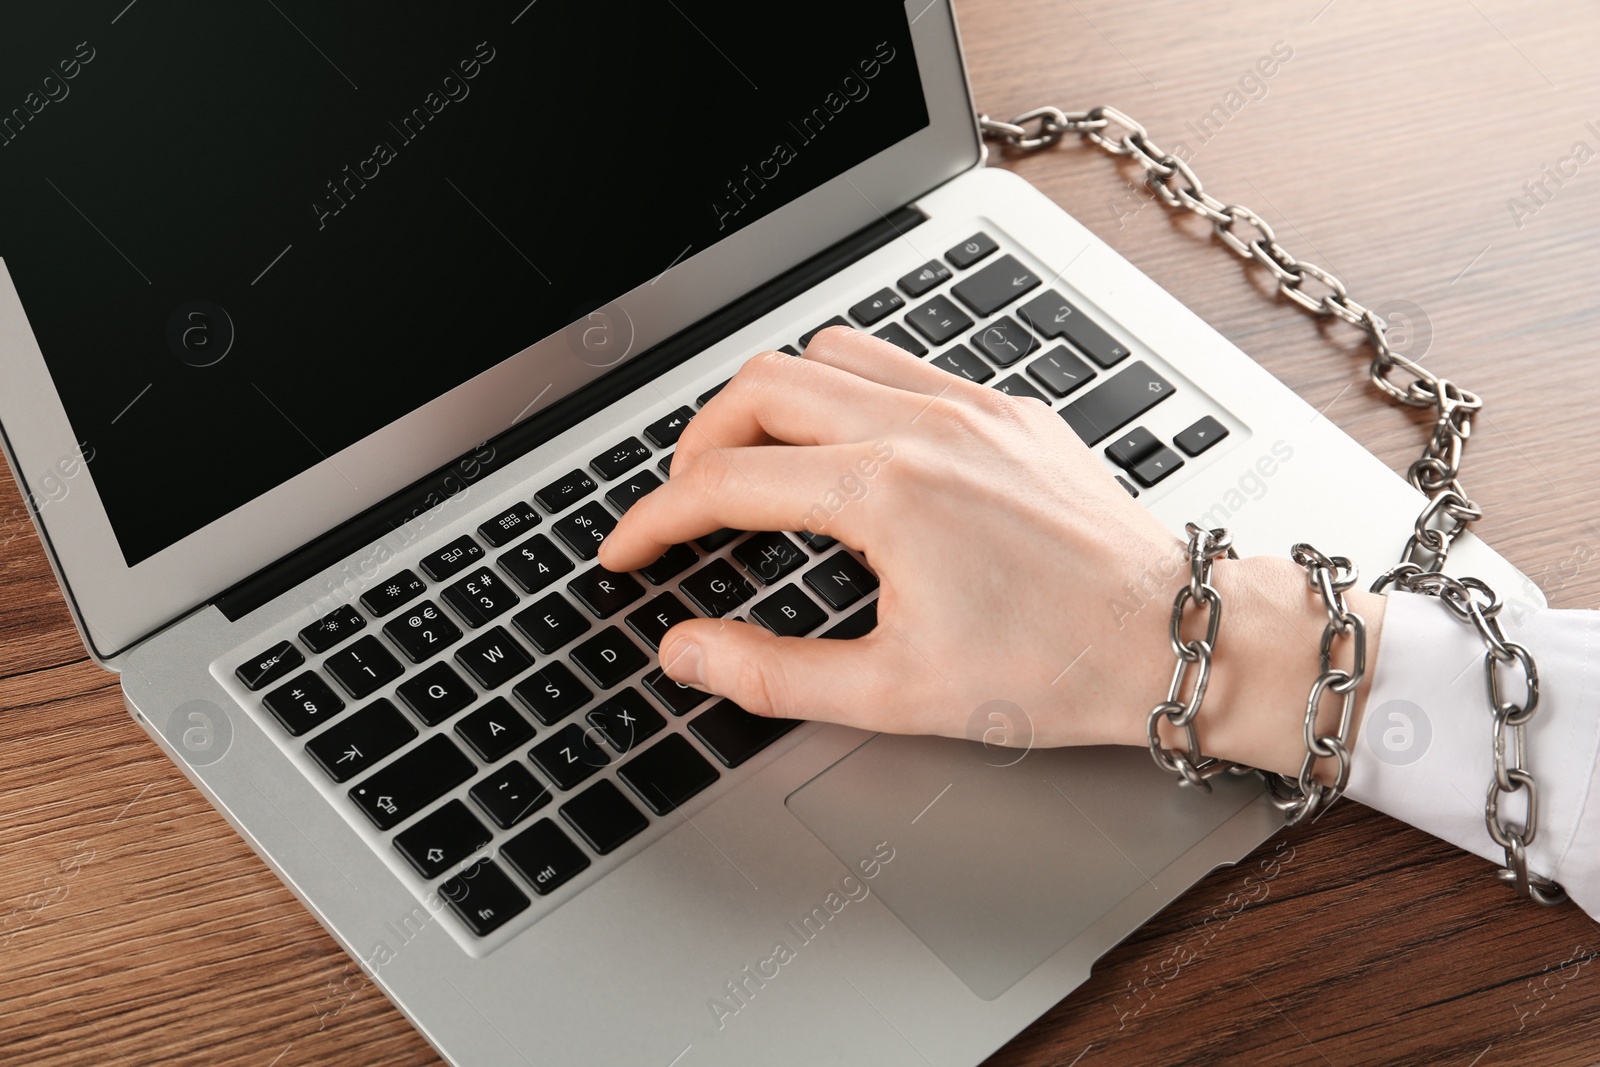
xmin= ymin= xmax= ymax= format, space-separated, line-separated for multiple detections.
xmin=0 ymin=1 xmax=929 ymax=565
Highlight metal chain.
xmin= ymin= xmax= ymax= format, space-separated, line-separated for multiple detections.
xmin=1266 ymin=545 xmax=1367 ymax=826
xmin=981 ymin=105 xmax=1563 ymax=902
xmin=1147 ymin=523 xmax=1242 ymax=789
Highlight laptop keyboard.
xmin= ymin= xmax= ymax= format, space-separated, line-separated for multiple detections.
xmin=226 ymin=226 xmax=1238 ymax=946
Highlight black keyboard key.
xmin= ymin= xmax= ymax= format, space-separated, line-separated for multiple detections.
xmin=796 ymin=530 xmax=837 ymax=552
xmin=619 ymin=734 xmax=721 ymax=816
xmin=778 ymin=344 xmax=801 ymax=356
xmin=570 ymin=627 xmax=649 ymax=689
xmin=970 ymin=316 xmax=1038 ymax=367
xmin=1016 ymin=290 xmax=1131 ymax=368
xmin=930 ymin=344 xmax=993 ymax=383
xmin=945 ymin=232 xmax=998 ymax=269
xmin=441 ymin=567 xmax=521 ymax=628
xmin=561 ymin=779 xmax=648 ymax=855
xmin=1027 ymin=346 xmax=1097 ymax=398
xmin=499 ymin=533 xmax=575 ymax=595
xmin=951 ymin=254 xmax=1040 ymax=317
xmin=513 ymin=662 xmax=592 ymax=725
xmin=638 ymin=543 xmax=698 ymax=585
xmin=823 ymin=599 xmax=878 ymax=639
xmin=305 ymin=698 xmax=417 ymax=783
xmin=803 ymin=552 xmax=879 ymax=611
xmin=733 ymin=531 xmax=807 ymax=586
xmin=470 ymin=762 xmax=552 ymax=830
xmin=298 ymin=605 xmax=365 ymax=655
xmin=657 ymin=452 xmax=675 ymax=477
xmin=396 ymin=661 xmax=475 ymax=726
xmin=440 ymin=859 xmax=528 ymax=936
xmin=513 ymin=593 xmax=592 ymax=654
xmin=848 ymin=288 xmax=905 ymax=326
xmin=383 ymin=600 xmax=463 ymax=663
xmin=695 ymin=527 xmax=742 ymax=552
xmin=349 ymin=734 xmax=474 ymax=831
xmin=535 ymin=469 xmax=597 ymax=513
xmin=1130 ymin=446 xmax=1185 ymax=487
xmin=906 ymin=296 xmax=975 ymax=346
xmin=1175 ymin=415 xmax=1229 ymax=456
xmin=591 ymin=437 xmax=652 ymax=481
xmin=799 ymin=315 xmax=850 ymax=348
xmin=1117 ymin=475 xmax=1139 ymax=498
xmin=696 ymin=379 xmax=730 ymax=407
xmin=689 ymin=700 xmax=801 ymax=768
xmin=995 ymin=374 xmax=1048 ymax=402
xmin=501 ymin=819 xmax=590 ymax=895
xmin=455 ymin=695 xmax=536 ymax=762
xmin=530 ymin=722 xmax=612 ymax=790
xmin=625 ymin=592 xmax=694 ymax=651
xmin=263 ymin=671 xmax=346 ymax=736
xmin=394 ymin=800 xmax=492 ymax=880
xmin=324 ymin=636 xmax=404 ymax=699
xmin=898 ymin=259 xmax=952 ymax=297
xmin=751 ymin=584 xmax=827 ymax=637
xmin=872 ymin=321 xmax=927 ymax=357
xmin=552 ymin=501 xmax=616 ymax=561
xmin=643 ymin=668 xmax=711 ymax=716
xmin=1059 ymin=361 xmax=1176 ymax=445
xmin=1104 ymin=427 xmax=1163 ymax=468
xmin=586 ymin=688 xmax=666 ymax=754
xmin=644 ymin=406 xmax=696 ymax=449
xmin=359 ymin=569 xmax=427 ymax=617
xmin=419 ymin=536 xmax=484 ymax=582
xmin=455 ymin=627 xmax=533 ymax=689
xmin=478 ymin=501 xmax=540 ymax=548
xmin=569 ymin=567 xmax=645 ymax=619
xmin=604 ymin=470 xmax=661 ymax=514
xmin=237 ymin=640 xmax=304 ymax=691
xmin=679 ymin=559 xmax=755 ymax=618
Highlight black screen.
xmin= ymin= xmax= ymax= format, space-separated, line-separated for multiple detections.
xmin=0 ymin=1 xmax=928 ymax=565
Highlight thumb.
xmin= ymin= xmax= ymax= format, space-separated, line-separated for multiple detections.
xmin=658 ymin=617 xmax=896 ymax=725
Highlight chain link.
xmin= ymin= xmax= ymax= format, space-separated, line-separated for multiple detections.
xmin=1147 ymin=524 xmax=1242 ymax=789
xmin=982 ymin=105 xmax=1563 ymax=903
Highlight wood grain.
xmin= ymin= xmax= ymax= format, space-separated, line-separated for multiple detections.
xmin=3 ymin=1 xmax=1599 ymax=1064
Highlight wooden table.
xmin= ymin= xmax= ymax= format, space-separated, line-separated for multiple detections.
xmin=4 ymin=1 xmax=1599 ymax=1063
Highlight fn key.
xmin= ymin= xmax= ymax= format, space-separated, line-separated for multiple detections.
xmin=440 ymin=859 xmax=529 ymax=936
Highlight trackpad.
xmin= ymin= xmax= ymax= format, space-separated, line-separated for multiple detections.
xmin=785 ymin=733 xmax=1260 ymax=1000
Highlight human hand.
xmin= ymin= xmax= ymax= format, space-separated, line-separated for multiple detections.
xmin=598 ymin=327 xmax=1384 ymax=772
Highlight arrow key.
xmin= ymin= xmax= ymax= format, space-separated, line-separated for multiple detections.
xmin=394 ymin=800 xmax=492 ymax=880
xmin=1130 ymin=445 xmax=1185 ymax=488
xmin=1174 ymin=415 xmax=1230 ymax=456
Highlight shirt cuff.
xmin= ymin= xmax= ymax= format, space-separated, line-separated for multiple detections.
xmin=1347 ymin=590 xmax=1600 ymax=918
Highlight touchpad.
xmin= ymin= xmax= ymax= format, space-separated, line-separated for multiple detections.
xmin=785 ymin=733 xmax=1261 ymax=1000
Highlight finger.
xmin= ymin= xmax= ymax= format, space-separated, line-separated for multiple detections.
xmin=659 ymin=617 xmax=912 ymax=726
xmin=802 ymin=324 xmax=984 ymax=400
xmin=600 ymin=442 xmax=876 ymax=571
xmin=671 ymin=349 xmax=925 ymax=475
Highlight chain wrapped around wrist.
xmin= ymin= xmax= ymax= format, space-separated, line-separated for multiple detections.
xmin=981 ymin=105 xmax=1564 ymax=905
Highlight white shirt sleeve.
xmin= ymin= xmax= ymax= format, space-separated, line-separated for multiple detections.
xmin=1347 ymin=590 xmax=1600 ymax=919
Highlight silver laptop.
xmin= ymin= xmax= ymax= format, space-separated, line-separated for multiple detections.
xmin=0 ymin=3 xmax=1536 ymax=1064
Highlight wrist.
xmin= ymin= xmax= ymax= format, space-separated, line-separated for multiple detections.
xmin=1155 ymin=554 xmax=1386 ymax=781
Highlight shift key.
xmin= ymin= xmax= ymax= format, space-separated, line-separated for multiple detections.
xmin=1059 ymin=361 xmax=1175 ymax=446
xmin=348 ymin=734 xmax=475 ymax=831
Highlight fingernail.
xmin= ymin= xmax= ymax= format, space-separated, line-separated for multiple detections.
xmin=665 ymin=640 xmax=706 ymax=687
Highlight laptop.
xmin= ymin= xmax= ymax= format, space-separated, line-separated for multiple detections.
xmin=0 ymin=3 xmax=1538 ymax=1064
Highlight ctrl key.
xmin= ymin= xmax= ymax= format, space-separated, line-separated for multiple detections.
xmin=501 ymin=818 xmax=591 ymax=896
xmin=440 ymin=859 xmax=529 ymax=936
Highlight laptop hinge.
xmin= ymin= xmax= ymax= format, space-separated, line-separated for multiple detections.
xmin=213 ymin=205 xmax=927 ymax=622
